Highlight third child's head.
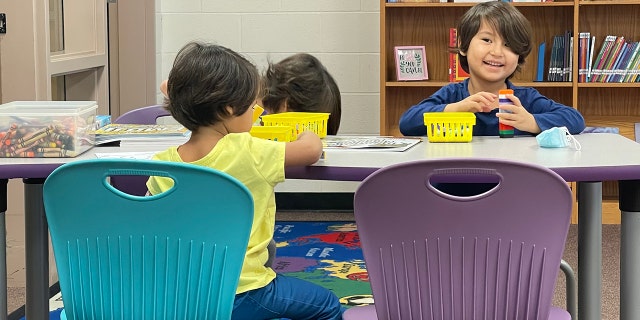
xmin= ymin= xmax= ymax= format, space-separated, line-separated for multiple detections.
xmin=261 ymin=53 xmax=342 ymax=135
xmin=456 ymin=1 xmax=532 ymax=81
xmin=166 ymin=41 xmax=260 ymax=133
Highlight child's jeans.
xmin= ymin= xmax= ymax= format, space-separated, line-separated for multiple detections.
xmin=232 ymin=274 xmax=344 ymax=320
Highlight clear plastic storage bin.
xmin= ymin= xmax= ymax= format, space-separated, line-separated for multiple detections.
xmin=0 ymin=101 xmax=98 ymax=157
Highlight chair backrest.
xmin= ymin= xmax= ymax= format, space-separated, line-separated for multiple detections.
xmin=111 ymin=105 xmax=172 ymax=196
xmin=114 ymin=105 xmax=171 ymax=125
xmin=43 ymin=159 xmax=253 ymax=320
xmin=353 ymin=158 xmax=572 ymax=320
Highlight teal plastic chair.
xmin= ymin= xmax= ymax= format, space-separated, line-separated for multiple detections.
xmin=43 ymin=159 xmax=254 ymax=320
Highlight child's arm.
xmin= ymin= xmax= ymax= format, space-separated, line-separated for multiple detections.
xmin=284 ymin=131 xmax=323 ymax=166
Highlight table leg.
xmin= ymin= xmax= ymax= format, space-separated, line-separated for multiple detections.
xmin=0 ymin=179 xmax=7 ymax=320
xmin=619 ymin=180 xmax=640 ymax=320
xmin=23 ymin=179 xmax=48 ymax=320
xmin=577 ymin=181 xmax=602 ymax=320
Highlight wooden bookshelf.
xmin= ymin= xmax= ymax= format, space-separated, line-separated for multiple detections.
xmin=380 ymin=0 xmax=640 ymax=222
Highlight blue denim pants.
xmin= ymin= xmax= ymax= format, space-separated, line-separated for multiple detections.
xmin=232 ymin=274 xmax=344 ymax=320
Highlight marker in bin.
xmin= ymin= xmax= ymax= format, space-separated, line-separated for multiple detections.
xmin=498 ymin=89 xmax=514 ymax=138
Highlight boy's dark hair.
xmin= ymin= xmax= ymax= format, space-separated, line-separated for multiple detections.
xmin=262 ymin=53 xmax=342 ymax=135
xmin=456 ymin=1 xmax=532 ymax=79
xmin=165 ymin=42 xmax=260 ymax=132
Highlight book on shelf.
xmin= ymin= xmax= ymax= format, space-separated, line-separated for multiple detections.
xmin=590 ymin=35 xmax=617 ymax=82
xmin=93 ymin=123 xmax=191 ymax=145
xmin=586 ymin=35 xmax=596 ymax=81
xmin=578 ymin=32 xmax=590 ymax=82
xmin=547 ymin=35 xmax=563 ymax=82
xmin=448 ymin=28 xmax=470 ymax=82
xmin=322 ymin=136 xmax=422 ymax=152
xmin=624 ymin=43 xmax=640 ymax=82
xmin=607 ymin=41 xmax=630 ymax=82
xmin=565 ymin=31 xmax=573 ymax=81
xmin=617 ymin=42 xmax=639 ymax=82
xmin=535 ymin=41 xmax=545 ymax=82
xmin=597 ymin=36 xmax=626 ymax=82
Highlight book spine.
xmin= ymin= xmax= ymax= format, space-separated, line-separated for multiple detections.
xmin=568 ymin=34 xmax=574 ymax=81
xmin=590 ymin=35 xmax=616 ymax=82
xmin=609 ymin=42 xmax=631 ymax=82
xmin=535 ymin=41 xmax=545 ymax=82
xmin=587 ymin=36 xmax=596 ymax=82
xmin=563 ymin=31 xmax=571 ymax=82
xmin=599 ymin=36 xmax=625 ymax=82
xmin=622 ymin=42 xmax=640 ymax=82
xmin=548 ymin=35 xmax=562 ymax=82
xmin=578 ymin=32 xmax=590 ymax=82
xmin=618 ymin=42 xmax=638 ymax=82
xmin=626 ymin=44 xmax=640 ymax=82
xmin=449 ymin=28 xmax=456 ymax=82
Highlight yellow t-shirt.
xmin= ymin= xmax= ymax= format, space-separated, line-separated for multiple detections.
xmin=146 ymin=132 xmax=285 ymax=294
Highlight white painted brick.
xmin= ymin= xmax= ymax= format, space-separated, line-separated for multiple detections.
xmin=159 ymin=0 xmax=201 ymax=13
xmin=281 ymin=0 xmax=362 ymax=12
xmin=202 ymin=0 xmax=282 ymax=13
xmin=318 ymin=54 xmax=379 ymax=93
xmin=361 ymin=0 xmax=380 ymax=12
xmin=161 ymin=14 xmax=242 ymax=52
xmin=241 ymin=14 xmax=323 ymax=53
xmin=339 ymin=94 xmax=380 ymax=135
xmin=320 ymin=13 xmax=379 ymax=53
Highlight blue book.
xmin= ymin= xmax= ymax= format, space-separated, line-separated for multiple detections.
xmin=535 ymin=41 xmax=545 ymax=82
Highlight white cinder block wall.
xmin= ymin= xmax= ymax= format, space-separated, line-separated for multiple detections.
xmin=155 ymin=0 xmax=380 ymax=192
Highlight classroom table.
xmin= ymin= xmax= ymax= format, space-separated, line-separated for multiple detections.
xmin=2 ymin=133 xmax=640 ymax=320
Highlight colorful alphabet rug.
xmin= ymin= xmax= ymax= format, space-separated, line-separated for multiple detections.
xmin=272 ymin=221 xmax=373 ymax=307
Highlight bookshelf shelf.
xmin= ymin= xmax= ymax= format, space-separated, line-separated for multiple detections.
xmin=380 ymin=0 xmax=640 ymax=201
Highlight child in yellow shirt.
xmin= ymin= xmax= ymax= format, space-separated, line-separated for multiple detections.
xmin=148 ymin=41 xmax=343 ymax=320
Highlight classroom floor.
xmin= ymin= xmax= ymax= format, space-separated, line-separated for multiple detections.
xmin=7 ymin=213 xmax=27 ymax=314
xmin=4 ymin=200 xmax=623 ymax=320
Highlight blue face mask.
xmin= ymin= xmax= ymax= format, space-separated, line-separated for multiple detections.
xmin=536 ymin=126 xmax=581 ymax=150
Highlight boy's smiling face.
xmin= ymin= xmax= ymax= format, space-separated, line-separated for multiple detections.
xmin=462 ymin=20 xmax=519 ymax=83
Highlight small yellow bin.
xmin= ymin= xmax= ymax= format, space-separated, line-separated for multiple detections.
xmin=261 ymin=112 xmax=330 ymax=138
xmin=423 ymin=112 xmax=476 ymax=142
xmin=250 ymin=126 xmax=296 ymax=142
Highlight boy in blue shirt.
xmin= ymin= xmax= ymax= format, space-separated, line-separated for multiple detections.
xmin=399 ymin=1 xmax=585 ymax=137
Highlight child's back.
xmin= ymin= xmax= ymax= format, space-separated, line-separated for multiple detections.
xmin=147 ymin=41 xmax=342 ymax=320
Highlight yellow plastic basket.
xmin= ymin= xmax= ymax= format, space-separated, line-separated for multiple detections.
xmin=260 ymin=112 xmax=330 ymax=138
xmin=249 ymin=126 xmax=296 ymax=142
xmin=423 ymin=112 xmax=476 ymax=142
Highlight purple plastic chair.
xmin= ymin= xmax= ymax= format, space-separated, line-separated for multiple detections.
xmin=115 ymin=104 xmax=171 ymax=125
xmin=110 ymin=105 xmax=171 ymax=196
xmin=345 ymin=158 xmax=573 ymax=320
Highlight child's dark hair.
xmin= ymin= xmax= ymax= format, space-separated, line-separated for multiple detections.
xmin=165 ymin=42 xmax=260 ymax=132
xmin=262 ymin=53 xmax=342 ymax=135
xmin=456 ymin=1 xmax=532 ymax=78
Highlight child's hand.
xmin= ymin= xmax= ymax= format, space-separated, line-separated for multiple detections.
xmin=446 ymin=92 xmax=497 ymax=113
xmin=285 ymin=131 xmax=323 ymax=166
xmin=495 ymin=93 xmax=541 ymax=134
